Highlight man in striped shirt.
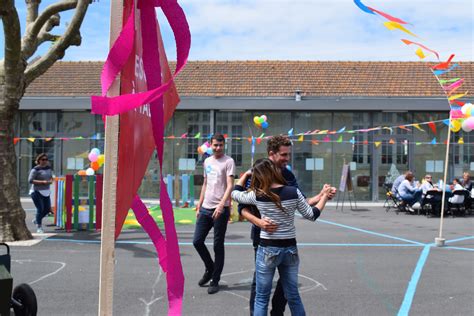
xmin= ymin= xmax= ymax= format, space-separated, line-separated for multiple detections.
xmin=239 ymin=135 xmax=336 ymax=316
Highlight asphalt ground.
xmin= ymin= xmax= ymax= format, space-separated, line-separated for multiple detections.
xmin=5 ymin=202 xmax=474 ymax=316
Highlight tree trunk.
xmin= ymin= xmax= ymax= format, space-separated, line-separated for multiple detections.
xmin=0 ymin=75 xmax=32 ymax=242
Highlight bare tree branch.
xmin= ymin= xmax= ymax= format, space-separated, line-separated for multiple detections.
xmin=1 ymin=0 xmax=25 ymax=108
xmin=25 ymin=0 xmax=90 ymax=85
xmin=25 ymin=0 xmax=42 ymax=26
xmin=22 ymin=0 xmax=78 ymax=60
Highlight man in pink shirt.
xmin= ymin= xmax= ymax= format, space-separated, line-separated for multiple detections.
xmin=194 ymin=133 xmax=236 ymax=294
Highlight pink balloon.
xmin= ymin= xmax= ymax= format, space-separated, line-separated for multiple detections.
xmin=462 ymin=119 xmax=473 ymax=132
xmin=450 ymin=110 xmax=464 ymax=119
xmin=88 ymin=152 xmax=98 ymax=162
xmin=466 ymin=117 xmax=474 ymax=130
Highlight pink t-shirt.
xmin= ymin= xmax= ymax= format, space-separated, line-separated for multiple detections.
xmin=202 ymin=154 xmax=236 ymax=209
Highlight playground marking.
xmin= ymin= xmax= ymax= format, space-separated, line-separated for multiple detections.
xmin=318 ymin=219 xmax=424 ymax=245
xmin=138 ymin=270 xmax=164 ymax=316
xmin=397 ymin=245 xmax=431 ymax=316
xmin=13 ymin=259 xmax=66 ymax=285
xmin=6 ymin=233 xmax=56 ymax=247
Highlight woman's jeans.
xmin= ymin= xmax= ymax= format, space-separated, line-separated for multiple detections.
xmin=400 ymin=190 xmax=422 ymax=206
xmin=254 ymin=245 xmax=305 ymax=316
xmin=30 ymin=191 xmax=51 ymax=227
xmin=193 ymin=206 xmax=230 ymax=283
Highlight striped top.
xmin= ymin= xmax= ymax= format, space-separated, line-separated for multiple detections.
xmin=232 ymin=184 xmax=320 ymax=242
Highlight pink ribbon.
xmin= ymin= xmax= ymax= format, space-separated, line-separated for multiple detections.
xmin=91 ymin=0 xmax=190 ymax=314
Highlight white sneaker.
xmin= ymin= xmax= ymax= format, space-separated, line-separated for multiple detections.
xmin=412 ymin=202 xmax=421 ymax=209
xmin=407 ymin=206 xmax=415 ymax=213
xmin=36 ymin=227 xmax=44 ymax=234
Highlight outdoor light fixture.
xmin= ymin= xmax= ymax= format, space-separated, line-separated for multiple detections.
xmin=295 ymin=89 xmax=302 ymax=102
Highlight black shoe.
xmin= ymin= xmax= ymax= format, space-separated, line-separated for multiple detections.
xmin=198 ymin=270 xmax=213 ymax=287
xmin=207 ymin=281 xmax=219 ymax=294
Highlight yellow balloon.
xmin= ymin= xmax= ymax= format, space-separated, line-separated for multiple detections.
xmin=253 ymin=116 xmax=260 ymax=125
xmin=97 ymin=154 xmax=105 ymax=165
xmin=450 ymin=119 xmax=462 ymax=132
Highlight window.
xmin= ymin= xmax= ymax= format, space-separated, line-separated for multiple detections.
xmin=216 ymin=112 xmax=243 ymax=166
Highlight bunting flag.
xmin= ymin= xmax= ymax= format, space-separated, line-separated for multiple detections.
xmin=374 ymin=141 xmax=382 ymax=148
xmin=433 ymin=63 xmax=458 ymax=76
xmin=311 ymin=140 xmax=319 ymax=145
xmin=458 ymin=137 xmax=464 ymax=144
xmin=180 ymin=133 xmax=187 ymax=138
xmin=383 ymin=21 xmax=418 ymax=37
xmin=323 ymin=136 xmax=330 ymax=142
xmin=412 ymin=124 xmax=425 ymax=132
xmin=432 ymin=54 xmax=455 ymax=70
xmin=428 ymin=122 xmax=437 ymax=134
xmin=389 ymin=138 xmax=395 ymax=144
xmin=337 ymin=135 xmax=343 ymax=143
xmin=415 ymin=48 xmax=426 ymax=59
xmin=439 ymin=78 xmax=461 ymax=84
xmin=401 ymin=39 xmax=440 ymax=59
xmin=288 ymin=128 xmax=294 ymax=136
xmin=193 ymin=132 xmax=201 ymax=139
xmin=298 ymin=135 xmax=304 ymax=142
xmin=448 ymin=92 xmax=468 ymax=101
xmin=431 ymin=137 xmax=437 ymax=144
xmin=27 ymin=138 xmax=35 ymax=142
xmin=337 ymin=127 xmax=346 ymax=133
xmin=13 ymin=138 xmax=19 ymax=145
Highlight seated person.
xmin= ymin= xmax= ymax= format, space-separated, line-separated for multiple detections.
xmin=391 ymin=171 xmax=410 ymax=197
xmin=421 ymin=174 xmax=441 ymax=203
xmin=448 ymin=178 xmax=465 ymax=204
xmin=461 ymin=172 xmax=473 ymax=192
xmin=398 ymin=172 xmax=422 ymax=212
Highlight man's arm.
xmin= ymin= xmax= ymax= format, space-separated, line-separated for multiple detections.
xmin=213 ymin=175 xmax=234 ymax=219
xmin=241 ymin=208 xmax=278 ymax=233
xmin=196 ymin=177 xmax=207 ymax=217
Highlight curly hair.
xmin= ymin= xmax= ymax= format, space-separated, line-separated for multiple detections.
xmin=266 ymin=135 xmax=292 ymax=154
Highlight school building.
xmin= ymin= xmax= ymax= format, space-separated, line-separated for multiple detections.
xmin=16 ymin=60 xmax=474 ymax=201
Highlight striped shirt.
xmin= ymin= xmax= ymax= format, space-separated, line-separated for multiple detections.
xmin=232 ymin=184 xmax=320 ymax=242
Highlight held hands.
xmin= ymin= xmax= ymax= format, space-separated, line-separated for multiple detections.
xmin=321 ymin=184 xmax=337 ymax=200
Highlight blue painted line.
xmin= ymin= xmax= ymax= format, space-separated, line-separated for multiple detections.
xmin=397 ymin=245 xmax=431 ymax=316
xmin=46 ymin=238 xmax=423 ymax=247
xmin=445 ymin=236 xmax=474 ymax=244
xmin=444 ymin=246 xmax=474 ymax=252
xmin=318 ymin=219 xmax=424 ymax=245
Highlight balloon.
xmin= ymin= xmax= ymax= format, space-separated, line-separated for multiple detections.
xmin=90 ymin=148 xmax=101 ymax=156
xmin=450 ymin=119 xmax=461 ymax=132
xmin=253 ymin=116 xmax=260 ymax=125
xmin=261 ymin=121 xmax=269 ymax=129
xmin=91 ymin=161 xmax=100 ymax=171
xmin=462 ymin=119 xmax=473 ymax=132
xmin=97 ymin=154 xmax=105 ymax=165
xmin=77 ymin=170 xmax=87 ymax=176
xmin=88 ymin=152 xmax=98 ymax=162
xmin=465 ymin=117 xmax=474 ymax=129
xmin=206 ymin=147 xmax=213 ymax=155
xmin=261 ymin=115 xmax=267 ymax=122
xmin=258 ymin=116 xmax=265 ymax=124
xmin=451 ymin=110 xmax=464 ymax=119
xmin=86 ymin=168 xmax=95 ymax=176
xmin=197 ymin=146 xmax=204 ymax=154
xmin=286 ymin=165 xmax=292 ymax=171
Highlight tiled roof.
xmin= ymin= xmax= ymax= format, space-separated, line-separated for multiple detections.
xmin=25 ymin=60 xmax=474 ymax=98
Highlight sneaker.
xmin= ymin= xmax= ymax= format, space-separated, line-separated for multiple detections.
xmin=36 ymin=227 xmax=44 ymax=234
xmin=407 ymin=206 xmax=415 ymax=213
xmin=412 ymin=202 xmax=421 ymax=209
xmin=207 ymin=281 xmax=219 ymax=294
xmin=198 ymin=270 xmax=213 ymax=287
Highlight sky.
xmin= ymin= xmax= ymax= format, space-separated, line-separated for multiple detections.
xmin=1 ymin=0 xmax=473 ymax=62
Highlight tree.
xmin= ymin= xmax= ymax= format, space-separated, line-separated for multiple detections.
xmin=0 ymin=0 xmax=92 ymax=241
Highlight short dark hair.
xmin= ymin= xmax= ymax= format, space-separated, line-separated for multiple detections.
xmin=210 ymin=133 xmax=225 ymax=144
xmin=267 ymin=135 xmax=292 ymax=154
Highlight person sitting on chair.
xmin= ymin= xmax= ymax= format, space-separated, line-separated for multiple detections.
xmin=461 ymin=172 xmax=473 ymax=192
xmin=391 ymin=171 xmax=411 ymax=198
xmin=421 ymin=174 xmax=441 ymax=201
xmin=448 ymin=178 xmax=465 ymax=204
xmin=398 ymin=172 xmax=422 ymax=213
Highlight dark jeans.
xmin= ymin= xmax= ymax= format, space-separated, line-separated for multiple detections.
xmin=250 ymin=246 xmax=287 ymax=316
xmin=31 ymin=191 xmax=51 ymax=227
xmin=193 ymin=206 xmax=230 ymax=283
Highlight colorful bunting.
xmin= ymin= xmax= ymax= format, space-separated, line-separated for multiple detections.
xmin=458 ymin=137 xmax=464 ymax=144
xmin=389 ymin=139 xmax=395 ymax=144
xmin=374 ymin=141 xmax=382 ymax=148
xmin=383 ymin=21 xmax=418 ymax=37
xmin=193 ymin=132 xmax=200 ymax=139
xmin=401 ymin=39 xmax=440 ymax=59
xmin=288 ymin=128 xmax=293 ymax=136
xmin=337 ymin=135 xmax=343 ymax=143
xmin=428 ymin=122 xmax=437 ymax=134
xmin=431 ymin=137 xmax=437 ymax=145
xmin=27 ymin=138 xmax=35 ymax=142
xmin=298 ymin=135 xmax=304 ymax=142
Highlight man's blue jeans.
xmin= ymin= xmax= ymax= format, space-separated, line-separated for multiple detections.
xmin=30 ymin=191 xmax=51 ymax=227
xmin=193 ymin=206 xmax=230 ymax=283
xmin=254 ymin=245 xmax=305 ymax=316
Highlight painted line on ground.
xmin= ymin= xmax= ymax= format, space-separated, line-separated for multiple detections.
xmin=397 ymin=245 xmax=431 ymax=316
xmin=318 ymin=219 xmax=424 ymax=245
xmin=443 ymin=246 xmax=474 ymax=252
xmin=46 ymin=238 xmax=423 ymax=247
xmin=445 ymin=236 xmax=474 ymax=244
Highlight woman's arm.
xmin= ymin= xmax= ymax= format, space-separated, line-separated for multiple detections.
xmin=296 ymin=188 xmax=328 ymax=221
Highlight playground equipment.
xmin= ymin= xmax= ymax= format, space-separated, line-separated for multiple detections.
xmin=53 ymin=174 xmax=103 ymax=232
xmin=52 ymin=173 xmax=195 ymax=232
xmin=0 ymin=243 xmax=38 ymax=316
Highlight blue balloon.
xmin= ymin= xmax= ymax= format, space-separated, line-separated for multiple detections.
xmin=91 ymin=148 xmax=101 ymax=155
xmin=286 ymin=165 xmax=292 ymax=171
xmin=206 ymin=148 xmax=213 ymax=155
xmin=261 ymin=121 xmax=269 ymax=129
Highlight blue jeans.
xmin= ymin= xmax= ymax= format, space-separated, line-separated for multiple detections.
xmin=400 ymin=190 xmax=422 ymax=206
xmin=193 ymin=206 xmax=230 ymax=283
xmin=254 ymin=245 xmax=305 ymax=316
xmin=31 ymin=191 xmax=51 ymax=227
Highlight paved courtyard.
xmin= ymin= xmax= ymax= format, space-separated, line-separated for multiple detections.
xmin=5 ymin=203 xmax=474 ymax=315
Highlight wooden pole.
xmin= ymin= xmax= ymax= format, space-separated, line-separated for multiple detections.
xmin=98 ymin=0 xmax=123 ymax=314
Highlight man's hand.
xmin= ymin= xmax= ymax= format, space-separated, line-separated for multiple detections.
xmin=257 ymin=217 xmax=278 ymax=233
xmin=195 ymin=202 xmax=201 ymax=218
xmin=327 ymin=186 xmax=337 ymax=200
xmin=212 ymin=204 xmax=224 ymax=220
